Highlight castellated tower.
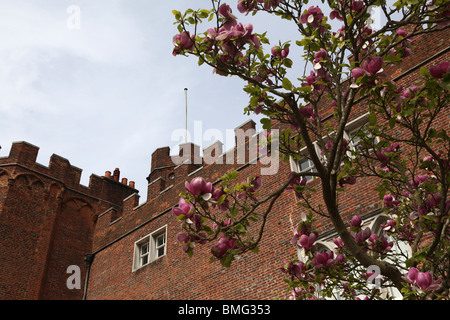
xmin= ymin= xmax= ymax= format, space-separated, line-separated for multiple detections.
xmin=0 ymin=141 xmax=137 ymax=300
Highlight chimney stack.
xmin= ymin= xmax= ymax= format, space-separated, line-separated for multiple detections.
xmin=113 ymin=168 xmax=120 ymax=181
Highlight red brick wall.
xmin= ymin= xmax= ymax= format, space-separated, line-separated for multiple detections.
xmin=86 ymin=29 xmax=449 ymax=300
xmin=0 ymin=142 xmax=137 ymax=300
xmin=0 ymin=27 xmax=447 ymax=300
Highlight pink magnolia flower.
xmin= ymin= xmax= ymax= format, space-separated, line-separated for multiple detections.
xmin=300 ymin=6 xmax=324 ymax=28
xmin=287 ymin=172 xmax=307 ymax=199
xmin=298 ymin=233 xmax=318 ymax=250
xmin=185 ymin=177 xmax=213 ymax=199
xmin=350 ymin=1 xmax=364 ymax=12
xmin=397 ymin=85 xmax=421 ymax=108
xmin=299 ymin=106 xmax=317 ymax=119
xmin=429 ymin=61 xmax=450 ymax=79
xmin=172 ymin=198 xmax=194 ymax=218
xmin=303 ymin=71 xmax=325 ymax=91
xmin=425 ymin=193 xmax=442 ymax=209
xmin=334 ymin=25 xmax=346 ymax=40
xmin=237 ymin=176 xmax=262 ymax=201
xmin=350 ymin=215 xmax=362 ymax=228
xmin=314 ymin=48 xmax=327 ymax=63
xmin=293 ymin=261 xmax=307 ymax=278
xmin=177 ymin=231 xmax=207 ymax=252
xmin=333 ymin=237 xmax=344 ymax=249
xmin=351 ymin=68 xmax=366 ymax=79
xmin=237 ymin=0 xmax=258 ymax=14
xmin=376 ymin=143 xmax=400 ymax=167
xmin=411 ymin=174 xmax=429 ymax=189
xmin=218 ymin=3 xmax=237 ymax=20
xmin=249 ymin=176 xmax=262 ymax=192
xmin=312 ymin=251 xmax=340 ymax=268
xmin=338 ymin=175 xmax=357 ymax=187
xmin=403 ymin=267 xmax=442 ymax=291
xmin=330 ymin=10 xmax=343 ymax=21
xmin=256 ymin=0 xmax=282 ymax=10
xmin=212 ymin=188 xmax=229 ymax=211
xmin=352 ymin=56 xmax=384 ymax=79
xmin=313 ymin=48 xmax=328 ymax=72
xmin=271 ymin=45 xmax=289 ymax=58
xmin=436 ymin=4 xmax=450 ymax=27
xmin=416 ymin=273 xmax=442 ymax=291
xmin=383 ymin=194 xmax=399 ymax=208
xmin=211 ymin=237 xmax=238 ymax=259
xmin=354 ymin=227 xmax=371 ymax=244
xmin=389 ymin=29 xmax=413 ymax=57
xmin=381 ymin=219 xmax=396 ymax=232
xmin=216 ymin=23 xmax=260 ymax=50
xmin=172 ymin=31 xmax=195 ymax=55
xmin=369 ymin=234 xmax=393 ymax=252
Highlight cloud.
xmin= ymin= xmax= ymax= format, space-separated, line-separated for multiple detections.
xmin=0 ymin=0 xmax=296 ymax=201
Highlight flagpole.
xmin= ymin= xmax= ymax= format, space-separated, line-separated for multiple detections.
xmin=184 ymin=88 xmax=188 ymax=143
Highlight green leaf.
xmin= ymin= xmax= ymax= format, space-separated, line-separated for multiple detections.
xmin=260 ymin=117 xmax=271 ymax=130
xmin=296 ymin=85 xmax=312 ymax=93
xmin=172 ymin=10 xmax=181 ymax=20
xmin=282 ymin=77 xmax=293 ymax=91
xmin=405 ymin=257 xmax=414 ymax=268
xmin=220 ymin=254 xmax=234 ymax=267
xmin=201 ymin=225 xmax=213 ymax=235
xmin=368 ymin=113 xmax=377 ymax=127
xmin=419 ymin=67 xmax=430 ymax=78
xmin=198 ymin=9 xmax=209 ymax=19
xmin=176 ymin=214 xmax=186 ymax=221
xmin=283 ymin=58 xmax=293 ymax=68
xmin=389 ymin=117 xmax=396 ymax=129
xmin=439 ymin=77 xmax=450 ymax=90
xmin=217 ymin=193 xmax=227 ymax=205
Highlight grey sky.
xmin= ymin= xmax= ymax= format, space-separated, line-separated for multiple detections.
xmin=0 ymin=0 xmax=305 ymax=201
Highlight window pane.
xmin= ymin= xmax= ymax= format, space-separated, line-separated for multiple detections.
xmin=297 ymin=158 xmax=316 ymax=182
xmin=299 ymin=159 xmax=313 ymax=171
xmin=351 ymin=135 xmax=361 ymax=149
xmin=157 ymin=246 xmax=165 ymax=257
xmin=140 ymin=243 xmax=149 ymax=255
xmin=141 ymin=255 xmax=148 ymax=266
xmin=157 ymin=234 xmax=165 ymax=246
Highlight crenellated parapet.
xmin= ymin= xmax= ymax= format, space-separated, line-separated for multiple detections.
xmin=0 ymin=141 xmax=137 ymax=206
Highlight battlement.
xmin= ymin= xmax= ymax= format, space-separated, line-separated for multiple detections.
xmin=145 ymin=120 xmax=257 ymax=200
xmin=0 ymin=141 xmax=137 ymax=206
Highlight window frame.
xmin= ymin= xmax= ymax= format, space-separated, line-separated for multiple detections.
xmin=294 ymin=213 xmax=410 ymax=299
xmin=289 ymin=143 xmax=322 ymax=183
xmin=132 ymin=225 xmax=167 ymax=271
xmin=290 ymin=113 xmax=378 ymax=175
xmin=343 ymin=113 xmax=380 ymax=157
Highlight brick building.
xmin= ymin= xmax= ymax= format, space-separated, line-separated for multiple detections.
xmin=0 ymin=27 xmax=448 ymax=300
xmin=0 ymin=142 xmax=137 ymax=300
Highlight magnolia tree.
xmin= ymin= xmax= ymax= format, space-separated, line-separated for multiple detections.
xmin=171 ymin=0 xmax=449 ymax=300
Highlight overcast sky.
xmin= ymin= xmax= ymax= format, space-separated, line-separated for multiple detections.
xmin=0 ymin=0 xmax=309 ymax=202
